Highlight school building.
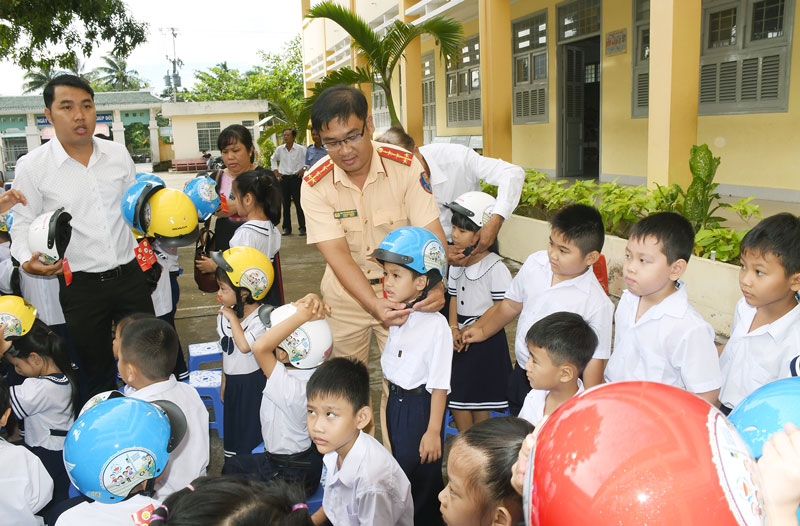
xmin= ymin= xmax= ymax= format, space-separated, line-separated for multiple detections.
xmin=300 ymin=0 xmax=799 ymax=200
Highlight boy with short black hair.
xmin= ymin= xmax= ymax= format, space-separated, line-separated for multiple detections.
xmin=518 ymin=312 xmax=597 ymax=425
xmin=719 ymin=213 xmax=800 ymax=413
xmin=462 ymin=204 xmax=614 ymax=414
xmin=307 ymin=358 xmax=413 ymax=526
xmin=116 ymin=316 xmax=209 ymax=499
xmin=604 ymin=212 xmax=722 ymax=404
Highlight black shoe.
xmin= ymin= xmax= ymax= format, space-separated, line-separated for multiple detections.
xmin=282 ymin=228 xmax=291 ymax=235
xmin=299 ymin=228 xmax=306 ymax=236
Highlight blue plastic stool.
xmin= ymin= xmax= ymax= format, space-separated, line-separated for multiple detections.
xmin=188 ymin=369 xmax=224 ymax=438
xmin=252 ymin=442 xmax=265 ymax=453
xmin=188 ymin=341 xmax=223 ymax=372
xmin=444 ymin=407 xmax=511 ymax=437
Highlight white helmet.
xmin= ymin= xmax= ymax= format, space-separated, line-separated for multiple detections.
xmin=268 ymin=304 xmax=333 ymax=369
xmin=28 ymin=208 xmax=72 ymax=264
xmin=445 ymin=191 xmax=496 ymax=228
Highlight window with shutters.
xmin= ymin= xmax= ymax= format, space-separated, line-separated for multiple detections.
xmin=421 ymin=52 xmax=437 ymax=144
xmin=699 ymin=0 xmax=793 ymax=114
xmin=512 ymin=10 xmax=548 ymax=124
xmin=632 ymin=0 xmax=650 ymax=118
xmin=446 ymin=36 xmax=481 ymax=127
xmin=197 ymin=122 xmax=220 ymax=151
xmin=371 ymin=78 xmax=391 ymax=130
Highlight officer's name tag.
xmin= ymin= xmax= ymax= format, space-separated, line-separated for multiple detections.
xmin=333 ymin=209 xmax=358 ymax=219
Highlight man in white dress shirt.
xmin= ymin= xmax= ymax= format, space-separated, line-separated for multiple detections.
xmin=10 ymin=75 xmax=155 ymax=398
xmin=271 ymin=128 xmax=307 ymax=236
xmin=376 ymin=126 xmax=524 ymax=265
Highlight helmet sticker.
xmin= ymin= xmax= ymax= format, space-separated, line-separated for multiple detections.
xmin=198 ymin=180 xmax=216 ymax=202
xmin=101 ymin=448 xmax=157 ymax=498
xmin=39 ymin=253 xmax=58 ymax=265
xmin=481 ymin=205 xmax=494 ymax=227
xmin=422 ymin=240 xmax=445 ymax=273
xmin=0 ymin=313 xmax=23 ymax=337
xmin=282 ymin=328 xmax=310 ymax=364
xmin=419 ymin=171 xmax=432 ymax=194
xmin=707 ymin=410 xmax=764 ymax=525
xmin=239 ymin=267 xmax=269 ymax=299
xmin=143 ymin=202 xmax=152 ymax=231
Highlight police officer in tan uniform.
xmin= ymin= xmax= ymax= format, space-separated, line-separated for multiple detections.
xmin=301 ymin=85 xmax=447 ymax=365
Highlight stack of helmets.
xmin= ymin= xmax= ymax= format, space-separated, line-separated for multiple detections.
xmin=121 ymin=178 xmax=199 ymax=247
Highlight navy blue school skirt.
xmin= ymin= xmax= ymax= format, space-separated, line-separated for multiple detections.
xmin=223 ymin=369 xmax=266 ymax=457
xmin=449 ymin=324 xmax=511 ymax=411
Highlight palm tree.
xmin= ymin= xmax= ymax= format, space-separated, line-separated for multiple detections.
xmin=261 ymin=92 xmax=312 ymax=144
xmin=93 ymin=53 xmax=143 ymax=90
xmin=21 ymin=67 xmax=61 ymax=94
xmin=306 ymin=1 xmax=463 ymax=125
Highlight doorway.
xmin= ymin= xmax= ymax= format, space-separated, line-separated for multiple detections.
xmin=559 ymin=35 xmax=601 ymax=179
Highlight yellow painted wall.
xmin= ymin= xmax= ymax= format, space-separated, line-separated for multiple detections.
xmin=159 ymin=137 xmax=174 ymax=162
xmin=696 ymin=10 xmax=800 ymax=192
xmin=171 ymin=113 xmax=261 ymax=160
xmin=434 ymin=18 xmax=482 ymax=137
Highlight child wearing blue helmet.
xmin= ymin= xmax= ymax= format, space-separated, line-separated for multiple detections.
xmin=371 ymin=226 xmax=452 ymax=526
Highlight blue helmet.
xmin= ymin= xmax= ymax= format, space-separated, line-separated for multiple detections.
xmin=121 ymin=180 xmax=165 ymax=234
xmin=184 ymin=175 xmax=220 ymax=221
xmin=136 ymin=173 xmax=166 ymax=187
xmin=64 ymin=397 xmax=186 ymax=504
xmin=371 ymin=226 xmax=446 ymax=280
xmin=729 ymin=377 xmax=800 ymax=458
xmin=1 ymin=209 xmax=14 ymax=232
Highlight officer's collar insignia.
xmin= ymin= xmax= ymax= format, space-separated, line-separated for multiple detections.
xmin=377 ymin=146 xmax=413 ymax=167
xmin=303 ymin=158 xmax=334 ymax=187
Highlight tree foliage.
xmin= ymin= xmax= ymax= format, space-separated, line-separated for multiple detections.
xmin=22 ymin=68 xmax=62 ymax=94
xmin=0 ymin=0 xmax=147 ymax=70
xmin=92 ymin=53 xmax=146 ymax=91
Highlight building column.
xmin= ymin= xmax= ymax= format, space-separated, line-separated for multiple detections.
xmin=646 ymin=0 xmax=701 ymax=188
xmin=478 ymin=0 xmax=513 ymax=160
xmin=300 ymin=0 xmax=311 ymax=17
xmin=149 ymin=109 xmax=161 ymax=164
xmin=25 ymin=113 xmax=41 ymax=151
xmin=400 ymin=0 xmax=423 ymax=145
xmin=111 ymin=110 xmax=126 ymax=148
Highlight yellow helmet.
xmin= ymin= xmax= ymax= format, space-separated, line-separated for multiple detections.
xmin=211 ymin=246 xmax=274 ymax=301
xmin=0 ymin=295 xmax=37 ymax=339
xmin=144 ymin=188 xmax=200 ymax=248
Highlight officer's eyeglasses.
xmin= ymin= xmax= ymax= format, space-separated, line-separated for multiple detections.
xmin=322 ymin=123 xmax=366 ymax=152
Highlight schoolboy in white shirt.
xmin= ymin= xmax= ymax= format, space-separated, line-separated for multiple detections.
xmin=115 ymin=317 xmax=209 ymax=500
xmin=307 ymin=357 xmax=413 ymax=526
xmin=0 ymin=376 xmax=54 ymax=526
xmin=462 ymin=204 xmax=614 ymax=414
xmin=719 ymin=213 xmax=800 ymax=413
xmin=604 ymin=212 xmax=722 ymax=403
xmin=518 ymin=312 xmax=597 ymax=425
xmin=222 ymin=294 xmax=330 ymax=497
xmin=372 ymin=226 xmax=452 ymax=526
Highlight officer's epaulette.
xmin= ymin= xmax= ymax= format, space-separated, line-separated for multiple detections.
xmin=303 ymin=158 xmax=334 ymax=187
xmin=376 ymin=146 xmax=413 ymax=167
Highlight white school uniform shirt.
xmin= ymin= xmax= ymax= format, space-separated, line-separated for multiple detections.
xmin=0 ymin=241 xmax=12 ymax=294
xmin=518 ymin=379 xmax=585 ymax=426
xmin=322 ymin=431 xmax=413 ymax=526
xmin=382 ymin=310 xmax=453 ymax=392
xmin=10 ymin=374 xmax=74 ymax=450
xmin=447 ymin=252 xmax=511 ymax=327
xmin=0 ymin=437 xmax=54 ymax=526
xmin=123 ymin=375 xmax=209 ymax=500
xmin=719 ymin=297 xmax=800 ymax=409
xmin=10 ymin=136 xmax=138 ymax=272
xmin=418 ymin=143 xmax=524 ymax=241
xmin=217 ymin=308 xmax=267 ymax=375
xmin=270 ymin=143 xmax=307 ymax=175
xmin=19 ymin=270 xmax=66 ymax=326
xmin=505 ymin=250 xmax=613 ymax=366
xmin=153 ymin=240 xmax=179 ymax=273
xmin=55 ymin=494 xmax=161 ymax=526
xmin=259 ymin=361 xmax=314 ymax=454
xmin=604 ymin=283 xmax=722 ymax=394
xmin=150 ymin=250 xmax=172 ymax=317
xmin=230 ymin=219 xmax=281 ymax=260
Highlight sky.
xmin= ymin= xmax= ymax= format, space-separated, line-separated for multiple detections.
xmin=0 ymin=0 xmax=303 ymax=96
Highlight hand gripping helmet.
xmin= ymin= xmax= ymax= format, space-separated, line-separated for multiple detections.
xmin=64 ymin=397 xmax=187 ymax=504
xmin=135 ymin=173 xmax=166 ymax=187
xmin=523 ymin=382 xmax=765 ymax=526
xmin=0 ymin=295 xmax=37 ymax=339
xmin=144 ymin=188 xmax=200 ymax=248
xmin=371 ymin=226 xmax=446 ymax=286
xmin=27 ymin=207 xmax=72 ymax=264
xmin=121 ymin=180 xmax=165 ymax=235
xmin=445 ymin=191 xmax=497 ymax=229
xmin=266 ymin=304 xmax=333 ymax=369
xmin=211 ymin=246 xmax=274 ymax=302
xmin=184 ymin=175 xmax=220 ymax=221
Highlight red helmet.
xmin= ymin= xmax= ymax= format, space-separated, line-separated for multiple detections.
xmin=524 ymin=382 xmax=765 ymax=526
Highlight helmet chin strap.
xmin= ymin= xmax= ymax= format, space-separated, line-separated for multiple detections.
xmin=404 ymin=272 xmax=442 ymax=309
